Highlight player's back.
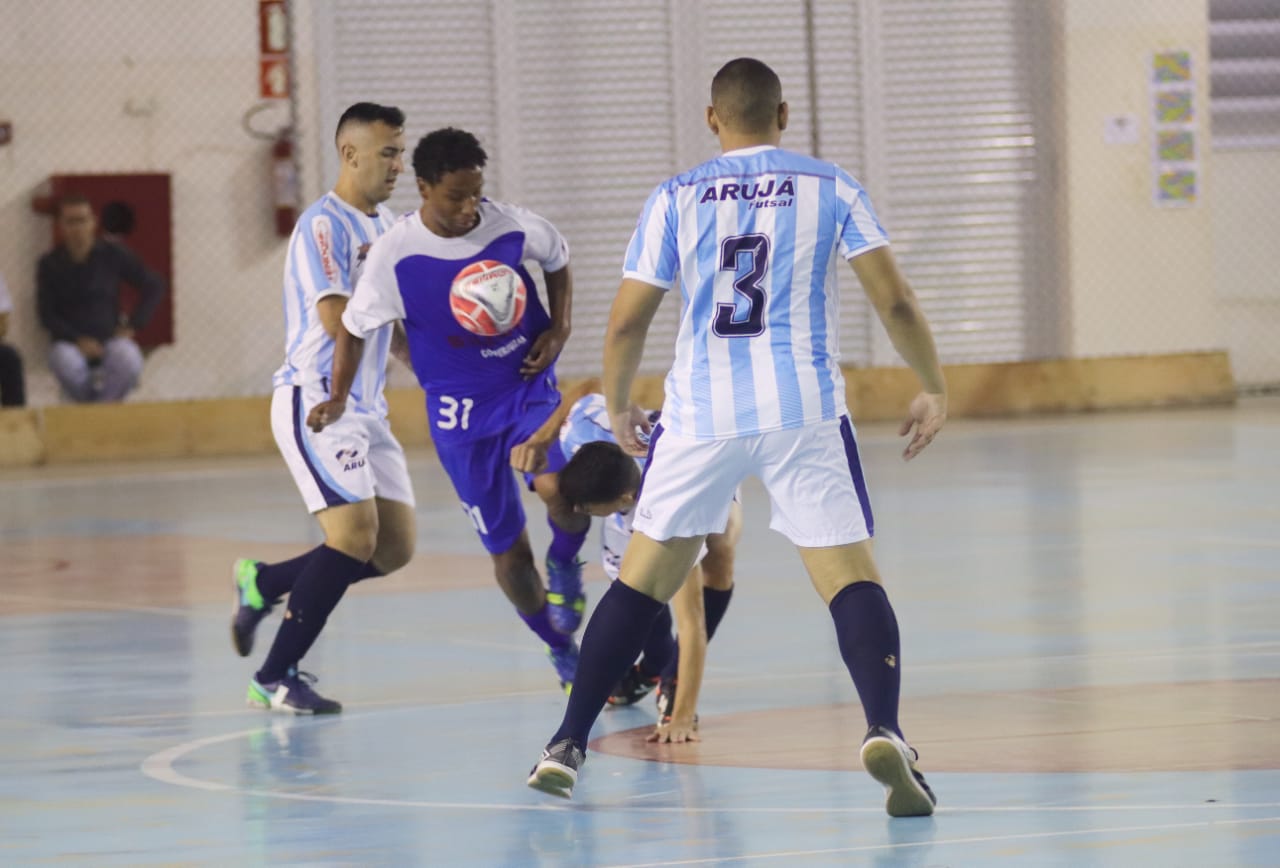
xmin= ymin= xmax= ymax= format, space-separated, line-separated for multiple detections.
xmin=273 ymin=193 xmax=396 ymax=415
xmin=624 ymin=146 xmax=889 ymax=440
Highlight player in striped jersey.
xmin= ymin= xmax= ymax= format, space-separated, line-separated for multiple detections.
xmin=529 ymin=59 xmax=947 ymax=817
xmin=229 ymin=103 xmax=417 ymax=715
xmin=557 ymin=389 xmax=740 ymax=741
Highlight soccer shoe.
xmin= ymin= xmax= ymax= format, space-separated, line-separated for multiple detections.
xmin=247 ymin=668 xmax=342 ymax=715
xmin=655 ymin=676 xmax=677 ymax=720
xmin=607 ymin=664 xmax=660 ymax=706
xmin=545 ymin=556 xmax=587 ymax=634
xmin=231 ymin=558 xmax=272 ymax=657
xmin=859 ymin=725 xmax=937 ymax=817
xmin=527 ymin=737 xmax=586 ymax=799
xmin=546 ymin=640 xmax=580 ymax=694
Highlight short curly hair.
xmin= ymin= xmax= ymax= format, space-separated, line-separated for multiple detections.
xmin=412 ymin=127 xmax=487 ymax=185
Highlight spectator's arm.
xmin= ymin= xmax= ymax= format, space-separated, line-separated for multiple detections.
xmin=36 ymin=257 xmax=81 ymax=342
xmin=116 ymin=246 xmax=166 ymax=331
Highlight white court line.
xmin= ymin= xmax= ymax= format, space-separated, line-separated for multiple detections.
xmin=140 ymin=715 xmax=1280 ymax=816
xmin=0 ymin=592 xmax=193 ymax=617
xmin=600 ymin=815 xmax=1280 ymax=868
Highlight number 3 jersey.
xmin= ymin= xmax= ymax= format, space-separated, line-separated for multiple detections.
xmin=622 ymin=145 xmax=890 ymax=441
xmin=341 ymin=201 xmax=571 ymax=443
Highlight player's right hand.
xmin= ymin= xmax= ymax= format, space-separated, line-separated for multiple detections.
xmin=610 ymin=403 xmax=651 ymax=457
xmin=307 ymin=399 xmax=346 ymax=433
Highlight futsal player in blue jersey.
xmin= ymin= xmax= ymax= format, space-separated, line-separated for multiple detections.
xmin=527 ymin=59 xmax=948 ymax=817
xmin=308 ymin=128 xmax=590 ymax=692
xmin=229 ymin=103 xmax=417 ymax=714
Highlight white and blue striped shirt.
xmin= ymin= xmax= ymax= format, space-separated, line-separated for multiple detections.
xmin=623 ymin=145 xmax=889 ymax=440
xmin=272 ymin=192 xmax=397 ymax=417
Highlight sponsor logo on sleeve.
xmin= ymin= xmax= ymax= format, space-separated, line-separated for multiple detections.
xmin=312 ymin=217 xmax=340 ymax=285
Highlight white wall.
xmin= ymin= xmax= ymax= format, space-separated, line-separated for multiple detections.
xmin=0 ymin=0 xmax=291 ymax=405
xmin=1057 ymin=0 xmax=1225 ymax=359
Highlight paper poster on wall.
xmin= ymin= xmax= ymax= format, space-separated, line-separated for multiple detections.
xmin=1149 ymin=50 xmax=1199 ymax=207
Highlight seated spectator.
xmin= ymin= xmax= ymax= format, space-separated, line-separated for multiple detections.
xmin=0 ymin=269 xmax=25 ymax=407
xmin=36 ymin=194 xmax=165 ymax=403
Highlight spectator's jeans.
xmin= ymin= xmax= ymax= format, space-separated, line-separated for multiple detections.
xmin=0 ymin=342 xmax=24 ymax=407
xmin=48 ymin=338 xmax=143 ymax=403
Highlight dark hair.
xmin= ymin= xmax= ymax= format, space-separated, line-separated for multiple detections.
xmin=55 ymin=192 xmax=92 ymax=218
xmin=711 ymin=57 xmax=783 ymax=132
xmin=557 ymin=441 xmax=642 ymax=512
xmin=334 ymin=102 xmax=405 ymax=143
xmin=101 ymin=200 xmax=136 ymax=236
xmin=412 ymin=127 xmax=487 ymax=185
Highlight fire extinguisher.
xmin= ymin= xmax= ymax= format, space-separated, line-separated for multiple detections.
xmin=272 ymin=131 xmax=300 ymax=237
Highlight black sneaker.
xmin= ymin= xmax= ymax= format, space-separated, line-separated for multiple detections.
xmin=655 ymin=676 xmax=677 ymax=720
xmin=859 ymin=725 xmax=937 ymax=817
xmin=527 ymin=738 xmax=585 ymax=799
xmin=247 ymin=668 xmax=342 ymax=715
xmin=231 ymin=558 xmax=272 ymax=657
xmin=607 ymin=665 xmax=660 ymax=706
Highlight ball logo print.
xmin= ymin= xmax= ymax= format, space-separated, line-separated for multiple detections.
xmin=449 ymin=260 xmax=527 ymax=336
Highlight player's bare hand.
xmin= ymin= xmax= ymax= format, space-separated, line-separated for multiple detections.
xmin=647 ymin=718 xmax=701 ymax=744
xmin=899 ymin=391 xmax=946 ymax=461
xmin=510 ymin=437 xmax=550 ymax=474
xmin=520 ymin=327 xmax=568 ymax=379
xmin=307 ymin=399 xmax=347 ymax=433
xmin=76 ymin=335 xmax=105 ymax=362
xmin=610 ymin=404 xmax=651 ymax=457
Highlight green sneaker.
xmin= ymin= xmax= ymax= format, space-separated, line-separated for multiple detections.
xmin=231 ymin=558 xmax=271 ymax=657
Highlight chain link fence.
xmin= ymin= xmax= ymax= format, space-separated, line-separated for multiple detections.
xmin=1 ymin=0 xmax=1276 ymax=410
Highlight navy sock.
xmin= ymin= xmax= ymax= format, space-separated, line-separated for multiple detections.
xmin=660 ymin=584 xmax=734 ymax=680
xmin=551 ymin=581 xmax=665 ymax=747
xmin=256 ymin=547 xmax=382 ymax=600
xmin=828 ymin=580 xmax=902 ymax=737
xmin=255 ymin=545 xmax=366 ymax=684
xmin=637 ymin=603 xmax=674 ymax=677
xmin=546 ymin=515 xmax=588 ymax=566
xmin=520 ymin=603 xmax=573 ymax=650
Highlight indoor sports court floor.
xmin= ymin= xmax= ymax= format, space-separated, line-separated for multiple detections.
xmin=3 ymin=399 xmax=1278 ymax=867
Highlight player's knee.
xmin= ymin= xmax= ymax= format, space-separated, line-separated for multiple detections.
xmin=326 ymin=522 xmax=379 ymax=563
xmin=373 ymin=535 xmax=414 ymax=574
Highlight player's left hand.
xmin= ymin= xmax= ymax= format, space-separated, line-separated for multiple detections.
xmin=899 ymin=391 xmax=946 ymax=461
xmin=510 ymin=437 xmax=550 ymax=474
xmin=647 ymin=717 xmax=700 ymax=744
xmin=307 ymin=399 xmax=347 ymax=433
xmin=520 ymin=327 xmax=568 ymax=379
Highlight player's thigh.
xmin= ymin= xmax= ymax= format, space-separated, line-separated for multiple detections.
xmin=754 ymin=416 xmax=875 ymax=548
xmin=270 ymin=385 xmax=377 ymax=515
xmin=632 ymin=425 xmax=744 ymax=542
xmin=434 ymin=433 xmax=526 ymax=555
xmin=701 ymin=499 xmax=742 ymax=591
xmin=618 ymin=531 xmax=707 ymax=602
xmin=796 ymin=539 xmax=882 ymax=605
xmin=365 ymin=421 xmax=416 ymax=571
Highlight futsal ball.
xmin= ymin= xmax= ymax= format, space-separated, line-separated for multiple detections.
xmin=449 ymin=260 xmax=527 ymax=336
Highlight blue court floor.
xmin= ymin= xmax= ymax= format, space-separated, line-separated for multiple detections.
xmin=2 ymin=399 xmax=1278 ymax=867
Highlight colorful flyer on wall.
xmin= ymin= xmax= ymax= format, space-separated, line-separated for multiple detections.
xmin=1150 ymin=50 xmax=1199 ymax=207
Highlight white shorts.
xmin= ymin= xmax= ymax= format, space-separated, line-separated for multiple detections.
xmin=270 ymin=385 xmax=415 ymax=514
xmin=632 ymin=416 xmax=874 ymax=548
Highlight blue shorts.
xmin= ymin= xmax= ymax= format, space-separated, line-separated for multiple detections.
xmin=434 ymin=398 xmax=568 ymax=555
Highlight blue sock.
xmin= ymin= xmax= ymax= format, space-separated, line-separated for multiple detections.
xmin=546 ymin=515 xmax=588 ymax=566
xmin=828 ymin=581 xmax=902 ymax=737
xmin=520 ymin=604 xmax=573 ymax=650
xmin=637 ymin=603 xmax=674 ymax=677
xmin=255 ymin=545 xmax=366 ymax=684
xmin=255 ymin=547 xmax=381 ymax=600
xmin=551 ymin=581 xmax=665 ymax=747
xmin=660 ymin=584 xmax=734 ymax=680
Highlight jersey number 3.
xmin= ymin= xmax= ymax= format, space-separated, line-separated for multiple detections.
xmin=713 ymin=233 xmax=769 ymax=338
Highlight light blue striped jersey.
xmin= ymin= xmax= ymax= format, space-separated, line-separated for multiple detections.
xmin=622 ymin=145 xmax=889 ymax=440
xmin=272 ymin=192 xmax=397 ymax=417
